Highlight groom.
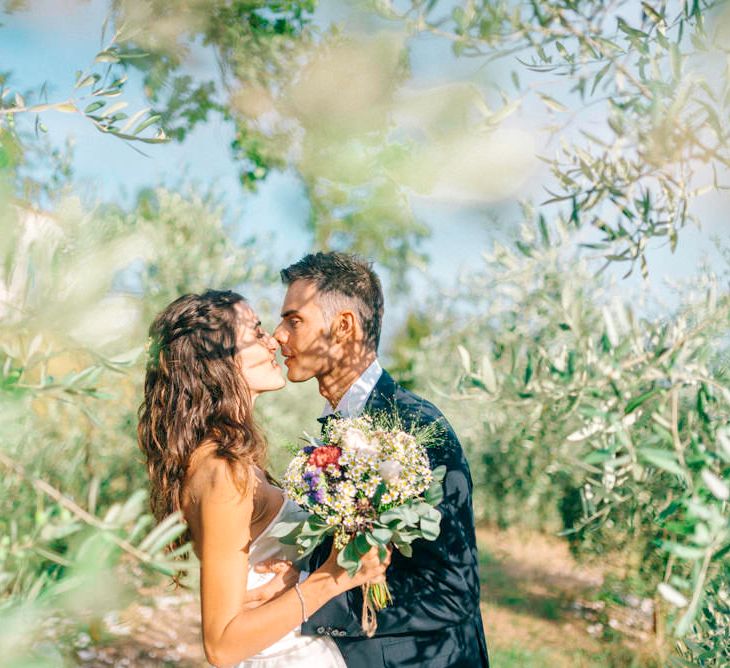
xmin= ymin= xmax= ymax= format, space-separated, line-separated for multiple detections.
xmin=273 ymin=252 xmax=489 ymax=668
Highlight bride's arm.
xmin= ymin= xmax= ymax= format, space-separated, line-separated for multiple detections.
xmin=194 ymin=458 xmax=383 ymax=667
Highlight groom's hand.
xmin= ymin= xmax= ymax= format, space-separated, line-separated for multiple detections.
xmin=243 ymin=559 xmax=301 ymax=609
xmin=322 ymin=544 xmax=392 ymax=591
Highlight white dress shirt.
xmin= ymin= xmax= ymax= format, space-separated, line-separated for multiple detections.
xmin=320 ymin=359 xmax=383 ymax=419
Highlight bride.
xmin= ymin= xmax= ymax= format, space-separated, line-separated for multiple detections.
xmin=137 ymin=290 xmax=388 ymax=667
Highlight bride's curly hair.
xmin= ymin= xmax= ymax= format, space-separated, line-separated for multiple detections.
xmin=137 ymin=289 xmax=268 ymax=526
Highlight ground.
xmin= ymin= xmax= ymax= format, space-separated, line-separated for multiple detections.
xmin=478 ymin=527 xmax=660 ymax=667
xmin=74 ymin=525 xmax=662 ymax=667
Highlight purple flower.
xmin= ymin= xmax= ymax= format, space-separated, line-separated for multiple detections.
xmin=303 ymin=445 xmax=316 ymax=455
xmin=303 ymin=468 xmax=325 ymax=504
xmin=303 ymin=469 xmax=320 ymax=484
xmin=308 ymin=487 xmax=326 ymax=504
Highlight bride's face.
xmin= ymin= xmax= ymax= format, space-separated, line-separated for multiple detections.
xmin=235 ymin=302 xmax=286 ymax=397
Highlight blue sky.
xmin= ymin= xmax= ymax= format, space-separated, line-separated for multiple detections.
xmin=2 ymin=0 xmax=728 ymax=344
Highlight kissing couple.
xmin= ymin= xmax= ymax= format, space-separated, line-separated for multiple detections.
xmin=137 ymin=252 xmax=489 ymax=667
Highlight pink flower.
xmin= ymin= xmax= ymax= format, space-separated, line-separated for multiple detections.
xmin=379 ymin=460 xmax=402 ymax=484
xmin=341 ymin=427 xmax=379 ymax=457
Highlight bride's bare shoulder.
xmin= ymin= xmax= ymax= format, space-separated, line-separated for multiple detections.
xmin=185 ymin=442 xmax=253 ymax=504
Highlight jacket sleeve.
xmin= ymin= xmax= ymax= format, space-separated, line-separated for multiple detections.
xmin=301 ymin=434 xmax=481 ymax=638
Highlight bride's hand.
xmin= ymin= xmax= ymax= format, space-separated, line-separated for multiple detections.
xmin=243 ymin=559 xmax=300 ymax=609
xmin=320 ymin=543 xmax=392 ymax=592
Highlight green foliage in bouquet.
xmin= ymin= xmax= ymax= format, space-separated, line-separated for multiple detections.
xmin=274 ymin=465 xmax=446 ymax=574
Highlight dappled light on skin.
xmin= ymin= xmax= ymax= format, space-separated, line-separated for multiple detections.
xmin=274 ymin=279 xmax=376 ymax=409
xmin=156 ymin=289 xmax=391 ymax=665
xmin=233 ymin=301 xmax=286 ymax=397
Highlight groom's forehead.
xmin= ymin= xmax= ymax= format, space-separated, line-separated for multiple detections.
xmin=281 ymin=280 xmax=322 ymax=313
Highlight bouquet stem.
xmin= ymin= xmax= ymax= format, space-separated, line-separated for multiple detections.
xmin=360 ymin=580 xmax=393 ymax=637
xmin=369 ymin=581 xmax=393 ymax=610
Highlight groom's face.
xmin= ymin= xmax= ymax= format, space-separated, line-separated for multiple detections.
xmin=274 ymin=279 xmax=334 ymax=382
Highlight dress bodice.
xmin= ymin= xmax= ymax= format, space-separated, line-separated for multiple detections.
xmin=247 ymin=497 xmax=310 ymax=585
xmin=234 ymin=497 xmax=345 ymax=668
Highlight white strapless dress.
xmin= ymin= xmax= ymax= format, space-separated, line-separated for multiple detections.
xmin=233 ymin=498 xmax=346 ymax=668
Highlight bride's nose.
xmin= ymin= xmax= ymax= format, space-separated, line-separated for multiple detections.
xmin=265 ymin=332 xmax=279 ymax=352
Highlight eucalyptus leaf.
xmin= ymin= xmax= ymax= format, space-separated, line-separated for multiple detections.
xmin=380 ymin=508 xmax=407 ymax=528
xmin=337 ymin=539 xmax=361 ymax=577
xmin=353 ymin=533 xmax=371 ymax=557
xmin=393 ymin=540 xmax=413 ymax=558
xmin=269 ymin=520 xmax=304 ymax=539
xmin=420 ymin=516 xmax=441 ymax=541
xmin=370 ymin=527 xmax=393 ymax=544
xmin=424 ymin=482 xmax=444 ymax=506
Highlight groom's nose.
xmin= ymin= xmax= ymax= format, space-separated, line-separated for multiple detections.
xmin=273 ymin=322 xmax=287 ymax=345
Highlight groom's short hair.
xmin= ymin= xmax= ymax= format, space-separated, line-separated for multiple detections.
xmin=281 ymin=252 xmax=384 ymax=352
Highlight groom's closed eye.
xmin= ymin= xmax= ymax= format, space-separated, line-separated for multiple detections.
xmin=281 ymin=309 xmax=300 ymax=321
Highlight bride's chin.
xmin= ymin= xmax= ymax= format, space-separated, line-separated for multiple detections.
xmin=248 ymin=374 xmax=286 ymax=396
xmin=268 ymin=375 xmax=287 ymax=392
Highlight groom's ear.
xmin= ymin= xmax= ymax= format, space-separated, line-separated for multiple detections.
xmin=332 ymin=309 xmax=358 ymax=343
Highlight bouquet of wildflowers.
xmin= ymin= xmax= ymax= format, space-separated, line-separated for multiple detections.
xmin=272 ymin=414 xmax=445 ymax=636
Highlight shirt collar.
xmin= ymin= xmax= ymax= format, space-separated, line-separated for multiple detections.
xmin=321 ymin=359 xmax=383 ymax=419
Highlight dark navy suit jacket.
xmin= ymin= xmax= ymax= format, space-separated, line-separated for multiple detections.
xmin=300 ymin=370 xmax=489 ymax=668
